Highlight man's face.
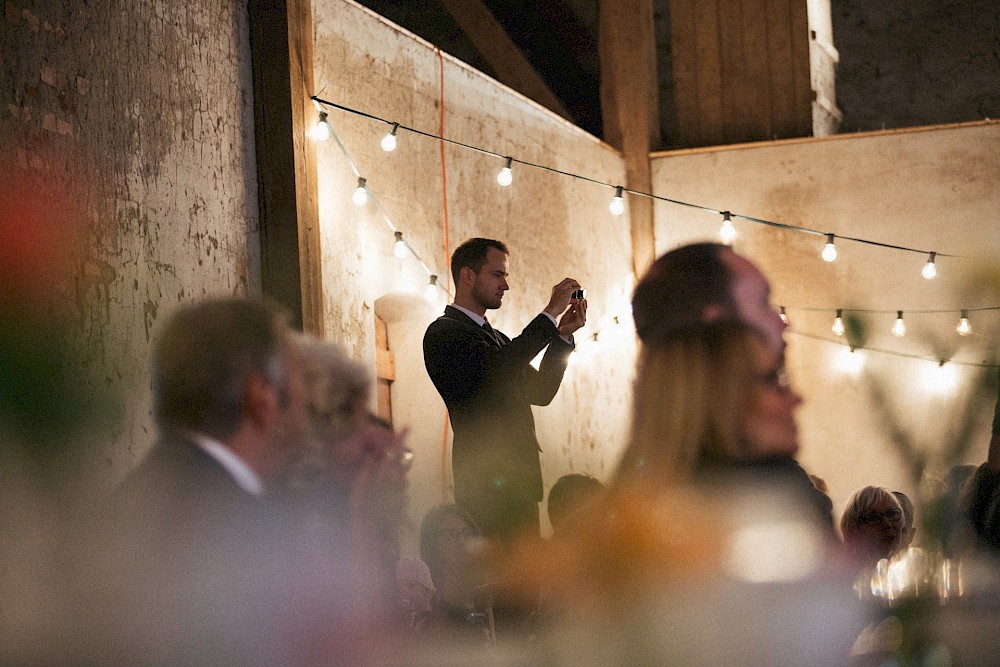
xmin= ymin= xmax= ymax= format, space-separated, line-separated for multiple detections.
xmin=470 ymin=247 xmax=510 ymax=311
xmin=721 ymin=251 xmax=787 ymax=354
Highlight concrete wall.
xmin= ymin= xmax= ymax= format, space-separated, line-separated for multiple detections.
xmin=311 ymin=0 xmax=635 ymax=548
xmin=1 ymin=0 xmax=260 ymax=488
xmin=651 ymin=121 xmax=1000 ymax=518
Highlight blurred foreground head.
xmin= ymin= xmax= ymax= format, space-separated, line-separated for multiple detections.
xmin=617 ymin=322 xmax=800 ymax=486
xmin=632 ymin=243 xmax=787 ymax=355
xmin=152 ymin=298 xmax=308 ymax=481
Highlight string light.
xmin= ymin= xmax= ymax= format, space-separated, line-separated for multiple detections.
xmin=496 ymin=156 xmax=513 ymax=187
xmin=424 ymin=274 xmax=439 ymax=302
xmin=609 ymin=186 xmax=625 ymax=216
xmin=892 ymin=311 xmax=906 ymax=337
xmin=921 ymin=252 xmax=937 ymax=280
xmin=312 ymin=96 xmax=965 ymax=273
xmin=314 ymin=98 xmax=997 ymax=368
xmin=352 ymin=177 xmax=368 ymax=206
xmin=957 ymin=310 xmax=972 ymax=336
xmin=821 ymin=234 xmax=838 ymax=262
xmin=380 ymin=122 xmax=399 ymax=152
xmin=310 ymin=110 xmax=331 ymax=141
xmin=832 ymin=309 xmax=845 ymax=336
xmin=719 ymin=211 xmax=736 ymax=245
xmin=392 ymin=231 xmax=409 ymax=259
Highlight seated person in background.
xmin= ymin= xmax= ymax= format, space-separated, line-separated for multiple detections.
xmin=395 ymin=557 xmax=436 ymax=631
xmin=840 ymin=486 xmax=905 ymax=568
xmin=418 ymin=504 xmax=495 ymax=647
xmin=964 ymin=377 xmax=1000 ymax=553
xmin=276 ymin=335 xmax=412 ymax=661
xmin=547 ymin=473 xmax=605 ymax=540
xmin=892 ymin=491 xmax=916 ymax=551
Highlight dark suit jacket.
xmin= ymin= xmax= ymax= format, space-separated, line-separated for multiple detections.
xmin=94 ymin=435 xmax=294 ymax=665
xmin=423 ymin=306 xmax=573 ymax=510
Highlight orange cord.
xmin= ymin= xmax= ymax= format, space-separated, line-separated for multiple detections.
xmin=437 ymin=47 xmax=452 ymax=502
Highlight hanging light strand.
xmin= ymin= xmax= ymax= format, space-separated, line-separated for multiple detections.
xmin=311 ymin=96 xmax=960 ymax=262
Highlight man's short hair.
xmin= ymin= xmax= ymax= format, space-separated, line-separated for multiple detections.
xmin=547 ymin=473 xmax=604 ymax=530
xmin=631 ymin=243 xmax=737 ymax=344
xmin=152 ymin=298 xmax=289 ymax=439
xmin=450 ymin=238 xmax=509 ymax=285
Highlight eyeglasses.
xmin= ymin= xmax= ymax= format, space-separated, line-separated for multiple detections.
xmin=438 ymin=527 xmax=476 ymax=542
xmin=858 ymin=508 xmax=903 ymax=525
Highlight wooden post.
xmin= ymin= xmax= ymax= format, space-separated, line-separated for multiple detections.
xmin=248 ymin=0 xmax=324 ymax=335
xmin=599 ymin=0 xmax=659 ymax=278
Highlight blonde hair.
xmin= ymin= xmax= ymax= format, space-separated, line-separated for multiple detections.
xmin=615 ymin=322 xmax=760 ymax=487
xmin=282 ymin=334 xmax=373 ymax=490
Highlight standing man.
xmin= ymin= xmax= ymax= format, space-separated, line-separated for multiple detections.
xmin=423 ymin=238 xmax=586 ymax=540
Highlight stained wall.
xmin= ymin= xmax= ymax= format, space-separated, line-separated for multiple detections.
xmin=1 ymin=0 xmax=260 ymax=488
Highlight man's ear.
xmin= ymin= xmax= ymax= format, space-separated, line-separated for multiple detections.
xmin=244 ymin=374 xmax=280 ymax=429
xmin=459 ymin=266 xmax=475 ymax=286
xmin=702 ymin=303 xmax=724 ymax=322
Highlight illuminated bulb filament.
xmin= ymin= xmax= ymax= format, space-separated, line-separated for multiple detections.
xmin=832 ymin=309 xmax=845 ymax=336
xmin=352 ymin=177 xmax=368 ymax=206
xmin=921 ymin=252 xmax=937 ymax=280
xmin=311 ymin=111 xmax=331 ymax=141
xmin=609 ymin=186 xmax=625 ymax=216
xmin=821 ymin=234 xmax=837 ymax=262
xmin=424 ymin=275 xmax=439 ymax=301
xmin=497 ymin=157 xmax=513 ymax=187
xmin=892 ymin=311 xmax=906 ymax=337
xmin=380 ymin=123 xmax=399 ymax=152
xmin=719 ymin=211 xmax=736 ymax=245
xmin=392 ymin=231 xmax=409 ymax=259
xmin=957 ymin=310 xmax=972 ymax=336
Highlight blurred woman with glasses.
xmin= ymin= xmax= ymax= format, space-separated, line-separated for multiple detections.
xmin=840 ymin=485 xmax=906 ymax=567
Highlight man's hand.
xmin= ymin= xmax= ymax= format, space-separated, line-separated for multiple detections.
xmin=544 ymin=278 xmax=583 ymax=320
xmin=558 ymin=299 xmax=587 ymax=338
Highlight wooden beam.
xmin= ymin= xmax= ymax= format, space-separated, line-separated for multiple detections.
xmin=248 ymin=0 xmax=323 ymax=335
xmin=599 ymin=0 xmax=659 ymax=277
xmin=438 ymin=0 xmax=572 ymax=121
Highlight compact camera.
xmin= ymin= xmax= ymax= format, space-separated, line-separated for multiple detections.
xmin=572 ymin=288 xmax=586 ymax=300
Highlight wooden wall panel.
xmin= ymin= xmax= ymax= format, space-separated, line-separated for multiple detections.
xmin=670 ymin=0 xmax=814 ymax=147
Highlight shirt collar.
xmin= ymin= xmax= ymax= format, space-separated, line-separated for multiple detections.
xmin=450 ymin=303 xmax=487 ymax=327
xmin=183 ymin=430 xmax=265 ymax=496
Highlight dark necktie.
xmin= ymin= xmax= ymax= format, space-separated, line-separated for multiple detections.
xmin=482 ymin=319 xmax=502 ymax=346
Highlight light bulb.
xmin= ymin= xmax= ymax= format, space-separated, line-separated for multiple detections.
xmin=424 ymin=275 xmax=439 ymax=302
xmin=719 ymin=211 xmax=736 ymax=245
xmin=497 ymin=157 xmax=513 ymax=187
xmin=609 ymin=186 xmax=625 ymax=216
xmin=832 ymin=309 xmax=845 ymax=336
xmin=921 ymin=252 xmax=937 ymax=280
xmin=957 ymin=310 xmax=972 ymax=336
xmin=311 ymin=111 xmax=331 ymax=141
xmin=352 ymin=177 xmax=368 ymax=206
xmin=392 ymin=231 xmax=408 ymax=259
xmin=892 ymin=311 xmax=906 ymax=337
xmin=380 ymin=123 xmax=399 ymax=152
xmin=821 ymin=234 xmax=837 ymax=262
xmin=779 ymin=306 xmax=788 ymax=325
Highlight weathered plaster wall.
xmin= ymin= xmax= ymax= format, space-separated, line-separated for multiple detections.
xmin=1 ymin=0 xmax=259 ymax=488
xmin=651 ymin=121 xmax=1000 ymax=517
xmin=312 ymin=0 xmax=635 ymax=546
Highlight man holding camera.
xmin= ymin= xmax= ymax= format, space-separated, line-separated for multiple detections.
xmin=423 ymin=238 xmax=586 ymax=540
